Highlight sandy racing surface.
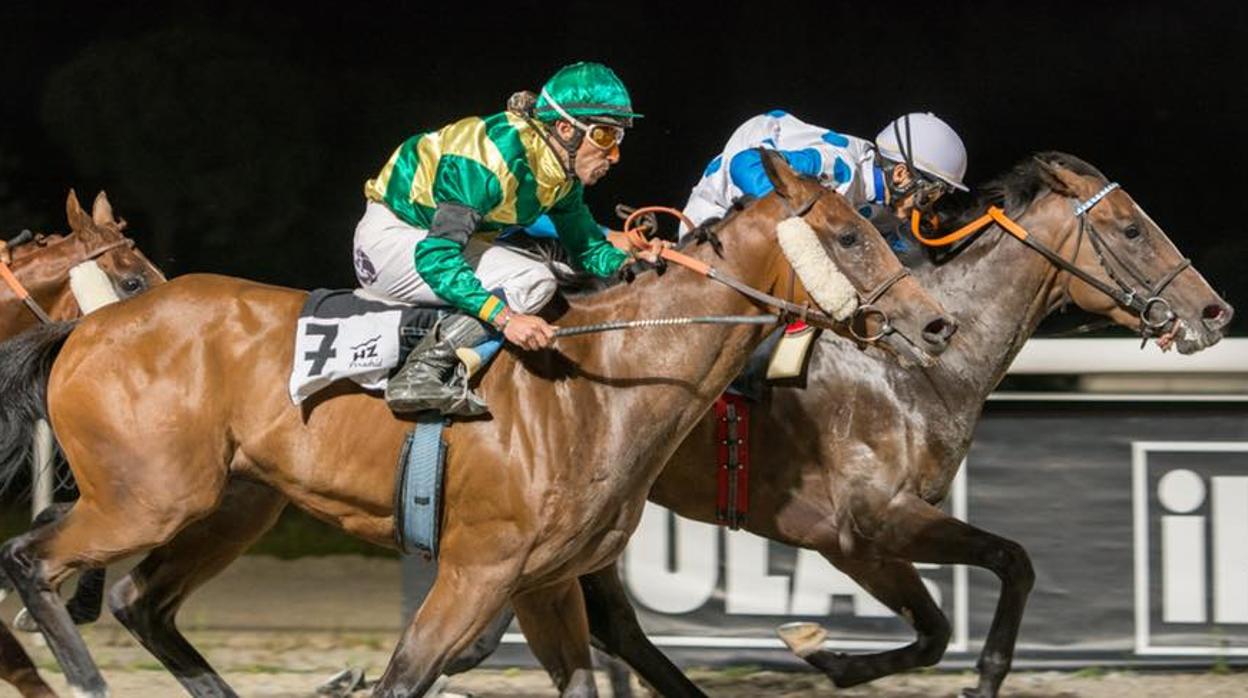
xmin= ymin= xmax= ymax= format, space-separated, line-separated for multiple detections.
xmin=3 ymin=556 xmax=1247 ymax=696
xmin=9 ymin=632 xmax=1248 ymax=698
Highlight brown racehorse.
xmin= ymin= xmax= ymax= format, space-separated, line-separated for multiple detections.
xmin=0 ymin=152 xmax=954 ymax=698
xmin=559 ymin=153 xmax=1232 ymax=698
xmin=0 ymin=191 xmax=164 ymax=698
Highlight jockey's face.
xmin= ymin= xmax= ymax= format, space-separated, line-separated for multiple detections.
xmin=887 ymin=163 xmax=946 ymax=220
xmin=554 ymin=120 xmax=620 ymax=186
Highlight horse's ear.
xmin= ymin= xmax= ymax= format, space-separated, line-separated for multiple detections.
xmin=1033 ymin=157 xmax=1085 ymax=198
xmin=759 ymin=148 xmax=799 ymax=199
xmin=66 ymin=189 xmax=94 ymax=233
xmin=92 ymin=191 xmax=116 ymax=227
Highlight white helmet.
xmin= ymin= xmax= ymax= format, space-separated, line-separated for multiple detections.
xmin=875 ymin=113 xmax=968 ymax=192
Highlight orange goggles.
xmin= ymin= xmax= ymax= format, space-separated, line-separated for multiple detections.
xmin=583 ymin=122 xmax=625 ymax=151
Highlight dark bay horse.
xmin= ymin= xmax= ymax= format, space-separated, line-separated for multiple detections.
xmin=0 ymin=191 xmax=163 ymax=698
xmin=567 ymin=153 xmax=1232 ymax=698
xmin=0 ymin=152 xmax=953 ymax=698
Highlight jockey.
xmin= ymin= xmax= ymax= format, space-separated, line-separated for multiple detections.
xmin=681 ymin=110 xmax=968 ymax=252
xmin=354 ymin=62 xmax=658 ymax=416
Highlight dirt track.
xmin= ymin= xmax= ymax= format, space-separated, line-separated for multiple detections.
xmin=3 ymin=556 xmax=1247 ymax=696
xmin=6 ymin=629 xmax=1248 ymax=698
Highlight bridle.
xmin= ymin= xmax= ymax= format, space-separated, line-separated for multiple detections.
xmin=0 ymin=229 xmax=138 ymax=325
xmin=619 ymin=188 xmax=913 ymax=344
xmin=1071 ymin=183 xmax=1190 ymax=337
xmin=911 ymin=179 xmax=1190 ymax=342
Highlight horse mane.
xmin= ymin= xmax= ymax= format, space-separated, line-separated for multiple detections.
xmin=976 ymin=151 xmax=1108 ymax=218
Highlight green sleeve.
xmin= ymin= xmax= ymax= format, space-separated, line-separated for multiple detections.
xmin=548 ymin=182 xmax=630 ymax=278
xmin=413 ymin=156 xmax=507 ymax=321
xmin=413 ymin=237 xmax=505 ymax=321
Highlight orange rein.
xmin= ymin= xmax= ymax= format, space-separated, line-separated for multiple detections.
xmin=619 ymin=206 xmax=711 ymax=275
xmin=0 ymin=261 xmax=29 ymax=302
xmin=910 ymin=206 xmax=1029 ymax=247
xmin=0 ymin=255 xmax=53 ymax=324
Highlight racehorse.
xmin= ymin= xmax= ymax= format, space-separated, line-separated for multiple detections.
xmin=0 ymin=191 xmax=163 ymax=698
xmin=0 ymin=152 xmax=955 ymax=697
xmin=561 ymin=153 xmax=1232 ymax=698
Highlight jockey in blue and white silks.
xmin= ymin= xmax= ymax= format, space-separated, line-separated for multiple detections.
xmin=681 ymin=110 xmax=969 ymax=251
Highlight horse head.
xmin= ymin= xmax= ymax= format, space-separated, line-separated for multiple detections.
xmin=64 ymin=190 xmax=166 ymax=302
xmin=1021 ymin=153 xmax=1232 ymax=354
xmin=754 ymin=149 xmax=957 ymax=363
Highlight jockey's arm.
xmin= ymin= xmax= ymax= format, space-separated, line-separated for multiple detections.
xmin=413 ymin=201 xmax=510 ymax=326
xmin=727 ymin=147 xmax=825 ymax=198
xmin=547 ymin=184 xmax=630 ymax=278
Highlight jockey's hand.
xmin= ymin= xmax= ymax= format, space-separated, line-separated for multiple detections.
xmin=503 ymin=313 xmax=557 ymax=351
xmin=634 ymin=238 xmax=671 ymax=264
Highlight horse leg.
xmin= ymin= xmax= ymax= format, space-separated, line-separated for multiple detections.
xmin=372 ymin=560 xmax=520 ymax=697
xmin=880 ymin=495 xmax=1034 ymax=698
xmin=0 ymin=516 xmax=113 ymax=697
xmin=579 ymin=564 xmax=706 ymax=698
xmin=443 ymin=606 xmax=514 ymax=675
xmin=108 ymin=479 xmax=287 ymax=698
xmin=0 ymin=478 xmax=225 ymax=697
xmin=0 ymin=619 xmax=55 ymax=698
xmin=512 ymin=579 xmax=597 ymax=697
xmin=12 ymin=504 xmax=106 ymax=631
xmin=777 ymin=555 xmax=950 ymax=687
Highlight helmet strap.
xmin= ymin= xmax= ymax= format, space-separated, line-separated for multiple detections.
xmin=549 ymin=125 xmax=583 ymax=177
xmin=537 ymin=87 xmax=591 ymax=177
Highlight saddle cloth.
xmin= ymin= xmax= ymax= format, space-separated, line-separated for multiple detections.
xmin=288 ymin=289 xmax=446 ymax=404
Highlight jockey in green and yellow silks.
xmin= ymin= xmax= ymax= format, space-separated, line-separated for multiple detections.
xmin=353 ymin=62 xmax=656 ymax=416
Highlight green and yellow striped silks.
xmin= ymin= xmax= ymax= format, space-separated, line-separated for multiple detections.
xmin=364 ymin=112 xmax=628 ymax=321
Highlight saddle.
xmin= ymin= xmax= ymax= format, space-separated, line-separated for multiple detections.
xmin=288 ymin=288 xmax=449 ymax=404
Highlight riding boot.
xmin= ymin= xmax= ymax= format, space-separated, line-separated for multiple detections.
xmin=385 ymin=314 xmax=495 ymax=416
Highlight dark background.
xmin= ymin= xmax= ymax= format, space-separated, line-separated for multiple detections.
xmin=2 ymin=1 xmax=1245 ymax=332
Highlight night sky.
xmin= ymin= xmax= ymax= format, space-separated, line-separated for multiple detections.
xmin=2 ymin=1 xmax=1245 ymax=333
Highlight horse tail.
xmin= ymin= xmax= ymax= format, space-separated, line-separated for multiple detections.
xmin=0 ymin=321 xmax=76 ymax=494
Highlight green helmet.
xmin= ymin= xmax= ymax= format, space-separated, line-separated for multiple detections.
xmin=534 ymin=62 xmax=643 ymax=127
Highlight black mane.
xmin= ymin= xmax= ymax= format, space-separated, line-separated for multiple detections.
xmin=923 ymin=151 xmax=1109 ymax=264
xmin=976 ymin=151 xmax=1108 ymax=218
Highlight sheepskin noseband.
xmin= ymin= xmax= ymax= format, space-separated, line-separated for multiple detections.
xmin=68 ymin=260 xmax=122 ymax=314
xmin=775 ymin=217 xmax=858 ymax=321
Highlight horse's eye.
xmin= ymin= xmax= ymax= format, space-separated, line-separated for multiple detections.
xmin=1124 ymin=225 xmax=1142 ymax=240
xmin=838 ymin=232 xmax=859 ymax=248
xmin=120 ymin=277 xmax=146 ymax=295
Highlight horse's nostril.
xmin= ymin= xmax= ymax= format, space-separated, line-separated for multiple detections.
xmin=922 ymin=317 xmax=957 ymax=348
xmin=1202 ymin=303 xmax=1232 ymax=329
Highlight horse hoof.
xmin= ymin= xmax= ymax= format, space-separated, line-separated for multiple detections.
xmin=14 ymin=608 xmax=38 ymax=633
xmin=776 ymin=621 xmax=829 ymax=658
xmin=316 ymin=667 xmax=366 ymax=696
xmin=960 ymin=689 xmax=992 ymax=698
